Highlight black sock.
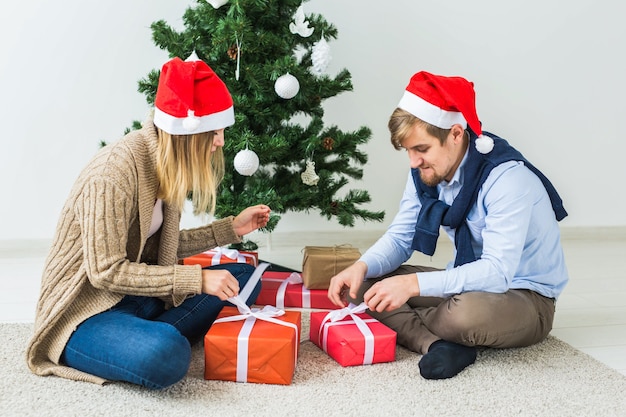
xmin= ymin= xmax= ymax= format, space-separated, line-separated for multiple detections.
xmin=418 ymin=340 xmax=477 ymax=380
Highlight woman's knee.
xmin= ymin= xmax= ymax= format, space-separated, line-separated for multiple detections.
xmin=135 ymin=323 xmax=192 ymax=389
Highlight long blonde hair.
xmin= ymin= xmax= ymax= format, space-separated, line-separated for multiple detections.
xmin=156 ymin=128 xmax=225 ymax=216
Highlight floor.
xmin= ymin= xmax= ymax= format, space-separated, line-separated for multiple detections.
xmin=1 ymin=228 xmax=625 ymax=376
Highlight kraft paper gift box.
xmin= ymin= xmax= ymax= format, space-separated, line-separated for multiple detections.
xmin=183 ymin=247 xmax=258 ymax=268
xmin=301 ymin=245 xmax=361 ymax=289
xmin=309 ymin=303 xmax=396 ymax=367
xmin=204 ymin=304 xmax=301 ymax=385
xmin=256 ymin=271 xmax=339 ymax=310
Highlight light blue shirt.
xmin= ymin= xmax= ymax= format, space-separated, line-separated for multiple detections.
xmin=361 ymin=154 xmax=569 ymax=300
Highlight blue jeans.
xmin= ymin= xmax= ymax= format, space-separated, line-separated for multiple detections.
xmin=61 ymin=263 xmax=260 ymax=389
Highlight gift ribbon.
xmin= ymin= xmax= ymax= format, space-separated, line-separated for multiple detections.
xmin=263 ymin=272 xmax=310 ymax=308
xmin=318 ymin=302 xmax=375 ymax=365
xmin=212 ymin=262 xmax=299 ymax=383
xmin=207 ymin=247 xmax=257 ymax=266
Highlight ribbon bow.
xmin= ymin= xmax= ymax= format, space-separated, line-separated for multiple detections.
xmin=318 ymin=302 xmax=375 ymax=365
xmin=209 ymin=247 xmax=246 ymax=265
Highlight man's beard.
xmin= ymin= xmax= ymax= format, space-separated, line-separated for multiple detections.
xmin=419 ymin=170 xmax=445 ymax=187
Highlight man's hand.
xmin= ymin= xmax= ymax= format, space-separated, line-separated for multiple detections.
xmin=232 ymin=204 xmax=271 ymax=237
xmin=201 ymin=269 xmax=240 ymax=300
xmin=363 ymin=273 xmax=420 ymax=312
xmin=327 ymin=261 xmax=368 ymax=307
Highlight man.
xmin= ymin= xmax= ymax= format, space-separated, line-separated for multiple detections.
xmin=328 ymin=71 xmax=568 ymax=379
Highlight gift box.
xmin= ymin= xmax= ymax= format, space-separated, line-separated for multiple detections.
xmin=256 ymin=271 xmax=339 ymax=310
xmin=204 ymin=305 xmax=301 ymax=385
xmin=309 ymin=304 xmax=396 ymax=367
xmin=183 ymin=247 xmax=258 ymax=268
xmin=301 ymin=245 xmax=361 ymax=290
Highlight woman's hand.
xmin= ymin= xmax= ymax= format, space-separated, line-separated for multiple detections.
xmin=201 ymin=269 xmax=240 ymax=300
xmin=232 ymin=204 xmax=271 ymax=237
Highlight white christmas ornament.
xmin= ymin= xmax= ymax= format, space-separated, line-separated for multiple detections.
xmin=311 ymin=37 xmax=331 ymax=75
xmin=289 ymin=5 xmax=314 ymax=37
xmin=234 ymin=149 xmax=259 ymax=176
xmin=208 ymin=0 xmax=229 ymax=9
xmin=274 ymin=73 xmax=300 ymax=99
xmin=301 ymin=160 xmax=319 ymax=186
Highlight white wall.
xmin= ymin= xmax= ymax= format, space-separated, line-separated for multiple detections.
xmin=1 ymin=0 xmax=624 ymax=241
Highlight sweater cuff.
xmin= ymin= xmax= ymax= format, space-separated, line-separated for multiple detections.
xmin=212 ymin=216 xmax=241 ymax=247
xmin=172 ymin=263 xmax=203 ymax=306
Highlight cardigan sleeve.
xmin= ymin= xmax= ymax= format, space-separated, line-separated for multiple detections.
xmin=77 ymin=176 xmax=202 ymax=299
xmin=176 ymin=216 xmax=242 ymax=259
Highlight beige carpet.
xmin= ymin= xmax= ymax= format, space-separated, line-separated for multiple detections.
xmin=2 ymin=319 xmax=625 ymax=417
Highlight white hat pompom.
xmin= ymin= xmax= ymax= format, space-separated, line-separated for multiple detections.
xmin=475 ymin=135 xmax=494 ymax=154
xmin=183 ymin=110 xmax=201 ymax=132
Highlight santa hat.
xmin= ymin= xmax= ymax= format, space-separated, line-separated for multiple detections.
xmin=153 ymin=53 xmax=235 ymax=135
xmin=397 ymin=71 xmax=494 ymax=153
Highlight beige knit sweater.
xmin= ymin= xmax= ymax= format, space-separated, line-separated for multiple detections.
xmin=26 ymin=120 xmax=241 ymax=384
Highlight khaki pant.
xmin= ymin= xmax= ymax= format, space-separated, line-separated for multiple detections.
xmin=349 ymin=265 xmax=556 ymax=354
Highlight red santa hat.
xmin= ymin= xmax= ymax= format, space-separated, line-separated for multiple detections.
xmin=153 ymin=53 xmax=235 ymax=135
xmin=397 ymin=71 xmax=494 ymax=153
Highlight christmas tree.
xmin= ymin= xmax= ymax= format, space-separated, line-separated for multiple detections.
xmin=138 ymin=0 xmax=385 ymax=248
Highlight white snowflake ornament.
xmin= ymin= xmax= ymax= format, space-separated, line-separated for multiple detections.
xmin=289 ymin=4 xmax=314 ymax=37
xmin=311 ymin=37 xmax=331 ymax=75
xmin=234 ymin=149 xmax=259 ymax=176
xmin=301 ymin=160 xmax=319 ymax=186
xmin=274 ymin=73 xmax=300 ymax=99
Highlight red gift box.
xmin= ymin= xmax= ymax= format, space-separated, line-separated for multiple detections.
xmin=309 ymin=304 xmax=396 ymax=367
xmin=183 ymin=247 xmax=258 ymax=268
xmin=204 ymin=305 xmax=301 ymax=385
xmin=256 ymin=271 xmax=339 ymax=310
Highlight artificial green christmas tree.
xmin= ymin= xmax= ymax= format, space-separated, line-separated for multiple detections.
xmin=138 ymin=0 xmax=384 ymax=248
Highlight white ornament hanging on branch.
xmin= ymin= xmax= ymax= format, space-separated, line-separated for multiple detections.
xmin=274 ymin=73 xmax=300 ymax=99
xmin=289 ymin=4 xmax=314 ymax=37
xmin=208 ymin=0 xmax=229 ymax=9
xmin=311 ymin=37 xmax=331 ymax=75
xmin=234 ymin=149 xmax=259 ymax=176
xmin=301 ymin=160 xmax=319 ymax=186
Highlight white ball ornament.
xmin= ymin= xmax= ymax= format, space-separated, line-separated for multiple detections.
xmin=207 ymin=0 xmax=229 ymax=9
xmin=274 ymin=73 xmax=300 ymax=99
xmin=234 ymin=149 xmax=260 ymax=176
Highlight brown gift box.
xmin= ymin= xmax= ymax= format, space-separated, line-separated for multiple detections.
xmin=301 ymin=245 xmax=361 ymax=289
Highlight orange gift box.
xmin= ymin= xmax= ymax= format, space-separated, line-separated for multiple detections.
xmin=183 ymin=248 xmax=258 ymax=268
xmin=256 ymin=271 xmax=339 ymax=310
xmin=309 ymin=307 xmax=396 ymax=367
xmin=204 ymin=306 xmax=301 ymax=385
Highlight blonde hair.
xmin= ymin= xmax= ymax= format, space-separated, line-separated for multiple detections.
xmin=388 ymin=108 xmax=451 ymax=150
xmin=156 ymin=128 xmax=224 ymax=216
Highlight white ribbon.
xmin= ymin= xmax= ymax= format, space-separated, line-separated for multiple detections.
xmin=318 ymin=302 xmax=375 ymax=365
xmin=207 ymin=247 xmax=257 ymax=266
xmin=212 ymin=263 xmax=299 ymax=383
xmin=263 ymin=272 xmax=310 ymax=309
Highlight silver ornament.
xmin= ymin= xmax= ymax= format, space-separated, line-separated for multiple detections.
xmin=301 ymin=160 xmax=320 ymax=186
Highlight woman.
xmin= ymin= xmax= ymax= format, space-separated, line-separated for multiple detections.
xmin=26 ymin=55 xmax=271 ymax=389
